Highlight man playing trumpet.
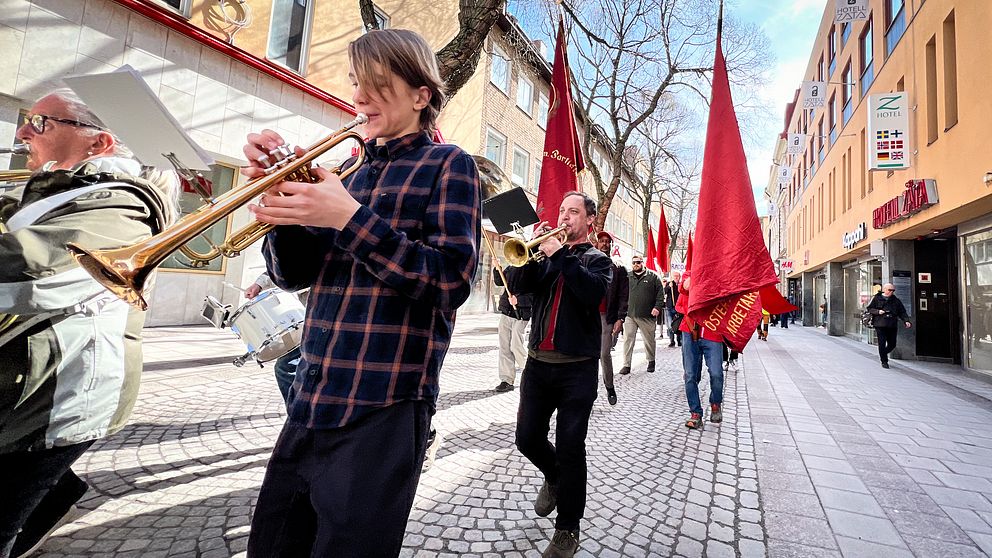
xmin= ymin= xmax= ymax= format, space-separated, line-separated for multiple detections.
xmin=506 ymin=191 xmax=612 ymax=557
xmin=0 ymin=89 xmax=177 ymax=558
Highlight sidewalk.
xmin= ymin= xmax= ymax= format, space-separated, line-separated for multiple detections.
xmin=29 ymin=316 xmax=992 ymax=557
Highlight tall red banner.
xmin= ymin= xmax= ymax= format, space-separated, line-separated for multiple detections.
xmin=535 ymin=19 xmax=585 ymax=223
xmin=646 ymin=229 xmax=657 ymax=271
xmin=685 ymin=25 xmax=779 ymax=352
xmin=656 ymin=206 xmax=670 ymax=272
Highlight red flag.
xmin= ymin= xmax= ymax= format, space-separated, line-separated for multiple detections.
xmin=685 ymin=21 xmax=778 ymax=352
xmin=656 ymin=206 xmax=670 ymax=272
xmin=675 ymin=233 xmax=693 ymax=316
xmin=535 ymin=18 xmax=585 ymax=224
xmin=646 ymin=229 xmax=657 ymax=271
xmin=759 ymin=285 xmax=799 ymax=315
xmin=686 ymin=233 xmax=694 ymax=271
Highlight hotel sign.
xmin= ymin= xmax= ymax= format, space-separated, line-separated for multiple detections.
xmin=835 ymin=0 xmax=869 ymax=22
xmin=842 ymin=222 xmax=867 ymax=249
xmin=872 ymin=179 xmax=939 ymax=229
xmin=867 ymin=92 xmax=911 ymax=170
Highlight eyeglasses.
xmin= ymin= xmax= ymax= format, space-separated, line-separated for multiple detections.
xmin=632 ymin=261 xmax=643 ymax=265
xmin=24 ymin=113 xmax=104 ymax=134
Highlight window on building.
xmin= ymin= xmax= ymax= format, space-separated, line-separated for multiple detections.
xmin=925 ymin=35 xmax=938 ymax=144
xmin=155 ymin=0 xmax=192 ymax=17
xmin=828 ymin=94 xmax=837 ymax=145
xmin=534 ymin=161 xmax=542 ymax=192
xmin=267 ymin=0 xmax=312 ymax=74
xmin=817 ymin=118 xmax=824 ymax=165
xmin=517 ymin=75 xmax=534 ymax=116
xmin=828 ymin=26 xmax=837 ymax=76
xmin=846 ymin=146 xmax=853 ymax=210
xmin=885 ymin=0 xmax=906 ymax=57
xmin=162 ymin=162 xmax=238 ymax=272
xmin=372 ymin=6 xmax=389 ymax=29
xmin=485 ymin=128 xmax=507 ymax=167
xmin=512 ymin=146 xmax=530 ymax=187
xmin=943 ymin=11 xmax=958 ymax=129
xmin=537 ymin=93 xmax=549 ymax=129
xmin=490 ymin=44 xmax=510 ymax=94
xmin=829 ymin=170 xmax=835 ymax=223
xmin=859 ymin=128 xmax=867 ymax=199
xmin=842 ymin=61 xmax=853 ymax=125
xmin=817 ymin=55 xmax=825 ymax=81
xmin=859 ymin=17 xmax=875 ymax=97
xmin=841 ymin=22 xmax=851 ymax=46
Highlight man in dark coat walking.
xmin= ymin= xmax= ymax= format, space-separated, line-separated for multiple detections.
xmin=595 ymin=231 xmax=628 ymax=405
xmin=867 ymin=283 xmax=912 ymax=368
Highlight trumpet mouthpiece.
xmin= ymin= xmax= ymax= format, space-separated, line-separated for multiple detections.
xmin=354 ymin=113 xmax=369 ymax=125
xmin=1 ymin=143 xmax=29 ymax=156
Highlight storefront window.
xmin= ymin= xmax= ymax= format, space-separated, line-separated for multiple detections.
xmin=844 ymin=261 xmax=882 ymax=342
xmin=161 ymin=163 xmax=238 ymax=272
xmin=964 ymin=229 xmax=992 ymax=371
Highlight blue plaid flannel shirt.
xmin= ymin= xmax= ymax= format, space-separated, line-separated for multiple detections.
xmin=263 ymin=131 xmax=481 ymax=428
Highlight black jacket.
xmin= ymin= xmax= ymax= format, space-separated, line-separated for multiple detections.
xmin=506 ymin=243 xmax=612 ymax=359
xmin=494 ymin=271 xmax=532 ymax=321
xmin=867 ymin=293 xmax=910 ymax=328
xmin=603 ymin=262 xmax=629 ymax=324
xmin=664 ymin=281 xmax=680 ymax=311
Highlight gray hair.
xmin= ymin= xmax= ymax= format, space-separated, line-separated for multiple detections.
xmin=47 ymin=88 xmax=134 ymax=159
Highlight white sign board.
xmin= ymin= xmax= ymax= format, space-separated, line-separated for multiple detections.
xmin=802 ymin=80 xmax=827 ymax=109
xmin=835 ymin=0 xmax=869 ymax=22
xmin=670 ymin=262 xmax=686 ymax=273
xmin=777 ymin=165 xmax=793 ymax=185
xmin=867 ymin=92 xmax=911 ymax=171
xmin=787 ymin=133 xmax=805 ymax=154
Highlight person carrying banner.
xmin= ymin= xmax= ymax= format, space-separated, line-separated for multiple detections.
xmin=677 ymin=272 xmax=726 ymax=428
xmin=508 ymin=192 xmax=611 ymax=558
xmin=594 ymin=230 xmax=627 ymax=406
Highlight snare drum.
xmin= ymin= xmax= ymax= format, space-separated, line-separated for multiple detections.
xmin=228 ymin=289 xmax=306 ymax=363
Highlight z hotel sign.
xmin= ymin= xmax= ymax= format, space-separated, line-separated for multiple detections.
xmin=872 ymin=179 xmax=939 ymax=229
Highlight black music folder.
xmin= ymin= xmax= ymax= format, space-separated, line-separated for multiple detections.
xmin=483 ymin=187 xmax=539 ymax=235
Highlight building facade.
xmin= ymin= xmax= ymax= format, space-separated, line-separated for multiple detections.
xmin=779 ymin=0 xmax=992 ymax=376
xmin=1 ymin=0 xmax=657 ymax=323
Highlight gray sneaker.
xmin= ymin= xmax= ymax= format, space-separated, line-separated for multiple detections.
xmin=542 ymin=529 xmax=580 ymax=558
xmin=534 ymin=480 xmax=558 ymax=517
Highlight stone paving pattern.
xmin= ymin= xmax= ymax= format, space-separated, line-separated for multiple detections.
xmin=29 ymin=316 xmax=992 ymax=557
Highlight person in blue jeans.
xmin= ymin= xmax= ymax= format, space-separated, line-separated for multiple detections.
xmin=244 ymin=273 xmax=305 ymax=405
xmin=675 ymin=273 xmax=724 ymax=428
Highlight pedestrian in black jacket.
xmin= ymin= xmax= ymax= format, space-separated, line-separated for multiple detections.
xmin=506 ymin=191 xmax=611 ymax=558
xmin=494 ymin=267 xmax=532 ymax=392
xmin=594 ymin=230 xmax=628 ymax=406
xmin=664 ymin=271 xmax=683 ymax=347
xmin=867 ymin=283 xmax=912 ymax=369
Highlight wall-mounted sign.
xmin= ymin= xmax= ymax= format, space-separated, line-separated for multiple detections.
xmin=777 ymin=165 xmax=793 ymax=185
xmin=867 ymin=92 xmax=911 ymax=170
xmin=835 ymin=0 xmax=869 ymax=22
xmin=842 ymin=222 xmax=867 ymax=249
xmin=781 ymin=260 xmax=794 ymax=273
xmin=803 ymin=250 xmax=810 ymax=265
xmin=918 ymin=272 xmax=931 ymax=284
xmin=872 ymin=179 xmax=939 ymax=229
xmin=787 ymin=133 xmax=805 ymax=155
xmin=802 ymin=81 xmax=826 ymax=109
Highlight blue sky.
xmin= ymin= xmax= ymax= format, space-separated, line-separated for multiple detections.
xmin=507 ymin=0 xmax=825 ymax=216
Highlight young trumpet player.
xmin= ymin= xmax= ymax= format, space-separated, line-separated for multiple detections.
xmin=241 ymin=29 xmax=481 ymax=557
xmin=504 ymin=191 xmax=612 ymax=557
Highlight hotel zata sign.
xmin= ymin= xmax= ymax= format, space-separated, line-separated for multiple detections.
xmin=872 ymin=179 xmax=939 ymax=229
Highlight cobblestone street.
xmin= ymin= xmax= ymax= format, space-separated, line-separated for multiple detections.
xmin=32 ymin=316 xmax=992 ymax=557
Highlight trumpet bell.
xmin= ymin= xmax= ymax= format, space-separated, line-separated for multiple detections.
xmin=503 ymin=224 xmax=568 ymax=267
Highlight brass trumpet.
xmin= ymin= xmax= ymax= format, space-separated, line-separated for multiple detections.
xmin=504 ymin=225 xmax=568 ymax=267
xmin=68 ymin=114 xmax=369 ymax=310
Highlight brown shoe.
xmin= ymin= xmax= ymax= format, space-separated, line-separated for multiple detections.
xmin=534 ymin=480 xmax=558 ymax=517
xmin=618 ymin=366 xmax=631 ymax=375
xmin=541 ymin=529 xmax=580 ymax=558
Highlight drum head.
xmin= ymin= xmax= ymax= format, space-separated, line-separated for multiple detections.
xmin=255 ymin=326 xmax=304 ymax=362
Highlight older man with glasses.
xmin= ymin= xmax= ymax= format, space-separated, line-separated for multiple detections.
xmin=866 ymin=283 xmax=912 ymax=369
xmin=0 ymin=88 xmax=177 ymax=558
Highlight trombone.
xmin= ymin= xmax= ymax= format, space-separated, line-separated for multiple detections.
xmin=68 ymin=114 xmax=369 ymax=310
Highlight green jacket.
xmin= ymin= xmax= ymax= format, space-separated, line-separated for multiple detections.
xmin=626 ymin=269 xmax=666 ymax=318
xmin=0 ymin=157 xmax=172 ymax=453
